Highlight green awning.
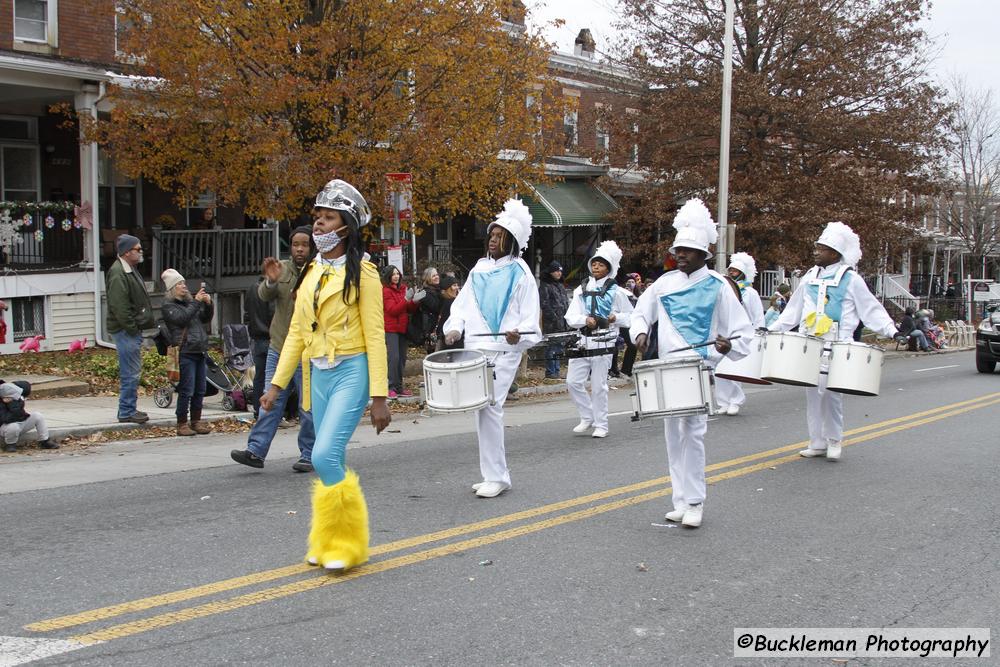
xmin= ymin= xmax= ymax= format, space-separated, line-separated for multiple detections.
xmin=524 ymin=180 xmax=619 ymax=227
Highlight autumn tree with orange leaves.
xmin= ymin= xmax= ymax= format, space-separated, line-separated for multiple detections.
xmin=606 ymin=0 xmax=948 ymax=272
xmin=89 ymin=0 xmax=562 ymax=229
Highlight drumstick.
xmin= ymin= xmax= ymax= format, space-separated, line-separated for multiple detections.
xmin=665 ymin=335 xmax=740 ymax=354
xmin=469 ymin=331 xmax=540 ymax=337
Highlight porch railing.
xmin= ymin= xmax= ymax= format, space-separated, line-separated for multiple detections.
xmin=151 ymin=226 xmax=279 ymax=290
xmin=0 ymin=217 xmax=85 ymax=269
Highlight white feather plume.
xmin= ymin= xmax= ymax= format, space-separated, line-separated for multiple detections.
xmin=818 ymin=221 xmax=862 ymax=267
xmin=492 ymin=198 xmax=533 ymax=251
xmin=728 ymin=251 xmax=757 ymax=283
xmin=591 ymin=240 xmax=623 ymax=278
xmin=672 ymin=198 xmax=718 ymax=244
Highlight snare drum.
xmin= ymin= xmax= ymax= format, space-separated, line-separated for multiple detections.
xmin=422 ymin=349 xmax=495 ymax=413
xmin=760 ymin=331 xmax=825 ymax=387
xmin=714 ymin=332 xmax=772 ymax=385
xmin=827 ymin=342 xmax=884 ymax=396
xmin=631 ymin=357 xmax=713 ymax=419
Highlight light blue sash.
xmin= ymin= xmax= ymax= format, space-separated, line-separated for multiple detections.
xmin=472 ymin=262 xmax=524 ymax=334
xmin=659 ymin=276 xmax=722 ymax=358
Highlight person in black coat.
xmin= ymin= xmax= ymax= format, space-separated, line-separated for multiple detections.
xmin=539 ymin=260 xmax=570 ymax=379
xmin=244 ymin=276 xmax=275 ymax=417
xmin=160 ymin=269 xmax=214 ymax=437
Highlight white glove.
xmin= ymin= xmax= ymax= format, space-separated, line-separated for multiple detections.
xmin=445 ymin=330 xmax=461 ymax=345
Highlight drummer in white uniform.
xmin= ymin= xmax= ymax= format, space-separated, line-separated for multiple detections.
xmin=564 ymin=241 xmax=634 ymax=438
xmin=715 ymin=252 xmax=765 ymax=415
xmin=631 ymin=199 xmax=753 ymax=528
xmin=769 ymin=222 xmax=901 ymax=461
xmin=443 ymin=199 xmax=542 ymax=498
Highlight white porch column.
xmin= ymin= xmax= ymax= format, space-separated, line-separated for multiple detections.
xmin=74 ymin=83 xmax=101 ymax=267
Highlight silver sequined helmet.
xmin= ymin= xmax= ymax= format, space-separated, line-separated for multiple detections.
xmin=314 ymin=179 xmax=371 ymax=228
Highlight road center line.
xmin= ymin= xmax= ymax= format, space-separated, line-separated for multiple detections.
xmin=26 ymin=391 xmax=1000 ymax=635
xmin=913 ymin=365 xmax=960 ymax=372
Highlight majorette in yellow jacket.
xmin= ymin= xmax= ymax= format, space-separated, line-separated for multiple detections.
xmin=271 ymin=259 xmax=388 ymax=409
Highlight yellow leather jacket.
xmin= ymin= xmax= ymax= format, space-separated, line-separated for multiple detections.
xmin=272 ymin=259 xmax=388 ymax=408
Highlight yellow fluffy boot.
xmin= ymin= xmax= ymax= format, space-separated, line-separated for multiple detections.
xmin=304 ymin=469 xmax=369 ymax=572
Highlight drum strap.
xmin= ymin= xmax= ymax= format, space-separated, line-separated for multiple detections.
xmin=805 ymin=265 xmax=851 ymax=337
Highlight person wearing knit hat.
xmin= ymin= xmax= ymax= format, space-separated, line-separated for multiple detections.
xmin=715 ymin=252 xmax=766 ymax=416
xmin=160 ymin=269 xmax=215 ymax=437
xmin=1 ymin=381 xmax=57 ymax=452
xmin=563 ymin=240 xmax=633 ymax=438
xmin=443 ymin=197 xmax=542 ymax=498
xmin=106 ymin=233 xmax=154 ymax=425
xmin=769 ymin=221 xmax=902 ymax=461
xmin=539 ymin=260 xmax=570 ymax=378
xmin=630 ymin=199 xmax=754 ymax=528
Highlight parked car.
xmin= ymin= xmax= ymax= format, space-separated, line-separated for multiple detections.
xmin=975 ymin=306 xmax=1000 ymax=373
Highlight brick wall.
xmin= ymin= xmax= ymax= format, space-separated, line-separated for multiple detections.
xmin=1 ymin=0 xmax=116 ymax=66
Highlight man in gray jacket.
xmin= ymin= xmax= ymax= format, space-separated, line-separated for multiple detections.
xmin=106 ymin=234 xmax=154 ymax=424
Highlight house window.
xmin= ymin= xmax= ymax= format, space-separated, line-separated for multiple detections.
xmin=626 ymin=108 xmax=640 ymax=164
xmin=9 ymin=296 xmax=45 ymax=342
xmin=563 ymin=106 xmax=578 ymax=152
xmin=1 ymin=145 xmax=40 ymax=202
xmin=14 ymin=0 xmax=57 ymax=45
xmin=594 ymin=103 xmax=609 ymax=153
xmin=98 ymin=150 xmax=137 ymax=230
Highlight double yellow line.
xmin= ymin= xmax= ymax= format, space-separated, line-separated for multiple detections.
xmin=27 ymin=391 xmax=1000 ymax=646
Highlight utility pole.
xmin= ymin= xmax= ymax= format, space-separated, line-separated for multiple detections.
xmin=715 ymin=0 xmax=735 ymax=272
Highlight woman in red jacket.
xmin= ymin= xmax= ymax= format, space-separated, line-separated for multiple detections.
xmin=380 ymin=265 xmax=420 ymax=398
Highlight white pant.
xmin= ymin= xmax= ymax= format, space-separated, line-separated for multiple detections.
xmin=664 ymin=414 xmax=708 ymax=508
xmin=1 ymin=413 xmax=49 ymax=444
xmin=714 ymin=377 xmax=745 ymax=409
xmin=475 ymin=351 xmax=521 ymax=487
xmin=806 ymin=363 xmax=843 ymax=450
xmin=566 ymin=353 xmax=612 ymax=431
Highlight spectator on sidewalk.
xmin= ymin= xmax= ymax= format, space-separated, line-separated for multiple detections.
xmin=381 ymin=265 xmax=421 ymax=398
xmin=0 ymin=300 xmax=7 ymax=344
xmin=1 ymin=381 xmax=57 ymax=452
xmin=106 ymin=234 xmax=154 ymax=425
xmin=230 ymin=226 xmax=316 ymax=472
xmin=435 ymin=275 xmax=462 ymax=351
xmin=764 ymin=283 xmax=791 ymax=328
xmin=160 ymin=269 xmax=214 ymax=437
xmin=898 ymin=306 xmax=930 ymax=351
xmin=244 ymin=275 xmax=275 ymax=417
xmin=539 ymin=261 xmax=569 ymax=379
xmin=416 ymin=267 xmax=443 ymax=353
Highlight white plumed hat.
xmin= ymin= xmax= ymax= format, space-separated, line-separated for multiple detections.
xmin=727 ymin=252 xmax=757 ymax=283
xmin=817 ymin=221 xmax=862 ymax=267
xmin=488 ymin=198 xmax=533 ymax=253
xmin=669 ymin=198 xmax=718 ymax=259
xmin=590 ymin=240 xmax=623 ymax=279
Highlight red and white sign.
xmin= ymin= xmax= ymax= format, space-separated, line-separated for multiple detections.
xmin=386 ymin=173 xmax=413 ymax=221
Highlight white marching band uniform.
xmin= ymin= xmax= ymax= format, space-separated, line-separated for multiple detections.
xmin=564 ymin=242 xmax=633 ymax=436
xmin=715 ymin=252 xmax=765 ymax=413
xmin=630 ymin=200 xmax=753 ymax=524
xmin=443 ymin=201 xmax=541 ymax=494
xmin=769 ymin=223 xmax=897 ymax=457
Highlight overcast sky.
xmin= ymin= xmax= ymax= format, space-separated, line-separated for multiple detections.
xmin=526 ymin=0 xmax=1000 ymax=96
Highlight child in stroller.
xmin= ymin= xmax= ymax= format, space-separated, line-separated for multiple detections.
xmin=153 ymin=324 xmax=256 ymax=412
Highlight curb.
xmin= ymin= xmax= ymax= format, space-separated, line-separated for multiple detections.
xmin=49 ymin=411 xmax=252 ymax=441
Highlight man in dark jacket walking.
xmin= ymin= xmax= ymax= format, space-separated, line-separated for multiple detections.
xmin=539 ymin=260 xmax=570 ymax=379
xmin=244 ymin=276 xmax=275 ymax=417
xmin=106 ymin=234 xmax=154 ymax=424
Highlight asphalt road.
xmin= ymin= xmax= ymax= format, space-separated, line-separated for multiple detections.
xmin=1 ymin=353 xmax=997 ymax=665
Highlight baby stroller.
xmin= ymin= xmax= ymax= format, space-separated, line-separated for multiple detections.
xmin=152 ymin=324 xmax=255 ymax=412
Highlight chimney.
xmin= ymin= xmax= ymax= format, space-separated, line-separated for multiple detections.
xmin=574 ymin=28 xmax=596 ymax=60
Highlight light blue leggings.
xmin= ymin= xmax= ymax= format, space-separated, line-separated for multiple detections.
xmin=310 ymin=354 xmax=371 ymax=486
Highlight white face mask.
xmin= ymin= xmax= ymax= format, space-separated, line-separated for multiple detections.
xmin=313 ymin=229 xmax=342 ymax=254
